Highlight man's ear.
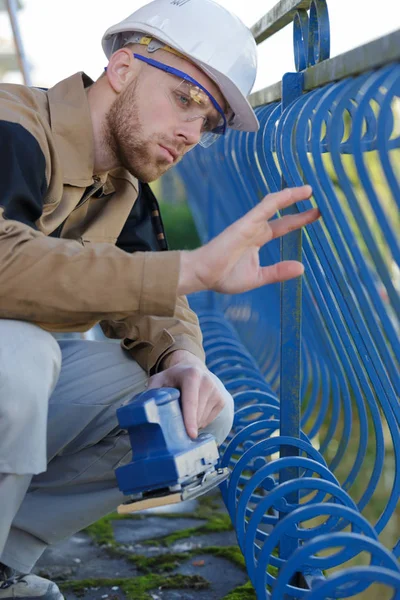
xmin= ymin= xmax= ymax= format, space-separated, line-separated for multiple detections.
xmin=105 ymin=48 xmax=136 ymax=93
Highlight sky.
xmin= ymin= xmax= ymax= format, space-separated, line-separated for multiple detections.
xmin=1 ymin=0 xmax=399 ymax=92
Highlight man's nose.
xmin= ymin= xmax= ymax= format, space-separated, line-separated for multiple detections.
xmin=175 ymin=117 xmax=203 ymax=146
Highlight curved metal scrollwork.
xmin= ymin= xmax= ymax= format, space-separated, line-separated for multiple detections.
xmin=174 ymin=305 xmax=400 ymax=598
xmin=182 ymin=307 xmax=400 ymax=598
xmin=173 ymin=6 xmax=400 ymax=596
xmin=293 ymin=0 xmax=330 ymax=71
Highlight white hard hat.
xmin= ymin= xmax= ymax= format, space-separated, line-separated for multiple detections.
xmin=102 ymin=0 xmax=259 ymax=132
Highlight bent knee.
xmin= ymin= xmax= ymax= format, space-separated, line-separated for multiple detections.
xmin=0 ymin=321 xmax=62 ymax=427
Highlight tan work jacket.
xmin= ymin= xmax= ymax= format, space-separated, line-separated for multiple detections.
xmin=0 ymin=72 xmax=204 ymax=373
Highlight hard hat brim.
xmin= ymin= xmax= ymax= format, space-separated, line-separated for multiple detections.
xmin=192 ymin=59 xmax=259 ymax=133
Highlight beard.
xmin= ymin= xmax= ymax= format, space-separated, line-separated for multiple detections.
xmin=104 ymin=80 xmax=181 ymax=182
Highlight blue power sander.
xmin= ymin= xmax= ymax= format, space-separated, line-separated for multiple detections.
xmin=115 ymin=387 xmax=229 ymax=513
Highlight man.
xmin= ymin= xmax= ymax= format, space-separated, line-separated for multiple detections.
xmin=0 ymin=0 xmax=319 ymax=597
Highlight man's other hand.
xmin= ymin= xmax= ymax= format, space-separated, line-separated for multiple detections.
xmin=147 ymin=350 xmax=230 ymax=440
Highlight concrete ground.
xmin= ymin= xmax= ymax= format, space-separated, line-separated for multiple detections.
xmin=33 ymin=491 xmax=256 ymax=600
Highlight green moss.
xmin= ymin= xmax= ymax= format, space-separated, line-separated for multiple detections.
xmin=84 ymin=518 xmax=115 ymax=547
xmin=112 ymin=542 xmax=251 ymax=579
xmin=145 ymin=526 xmax=201 ymax=546
xmin=60 ymin=577 xmax=147 ymax=600
xmin=61 ymin=574 xmax=209 ymax=600
xmin=128 ymin=544 xmax=248 ymax=576
xmin=159 ymin=574 xmax=209 ymax=590
xmin=128 ymin=552 xmax=187 ymax=573
xmin=202 ymin=513 xmax=233 ymax=533
xmin=195 ymin=493 xmax=223 ymax=515
xmin=201 ymin=546 xmax=246 ymax=570
xmin=84 ymin=492 xmax=227 ymax=549
xmin=222 ymin=580 xmax=256 ymax=600
xmin=86 ymin=499 xmax=233 ymax=552
xmin=155 ymin=512 xmax=233 ymax=546
xmin=82 ymin=492 xmax=250 ymax=595
xmin=84 ymin=512 xmax=144 ymax=546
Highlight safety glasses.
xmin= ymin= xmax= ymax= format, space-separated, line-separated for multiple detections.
xmin=133 ymin=53 xmax=228 ymax=148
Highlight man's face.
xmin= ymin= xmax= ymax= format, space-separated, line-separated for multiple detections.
xmin=104 ymin=51 xmax=226 ymax=182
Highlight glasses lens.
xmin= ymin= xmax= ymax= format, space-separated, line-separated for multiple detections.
xmin=135 ymin=53 xmax=228 ymax=147
xmin=199 ymin=131 xmax=221 ymax=147
xmin=168 ymin=79 xmax=225 ymax=134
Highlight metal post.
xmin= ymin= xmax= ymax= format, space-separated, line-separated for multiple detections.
xmin=279 ymin=71 xmax=304 ymax=582
xmin=5 ymin=0 xmax=31 ymax=85
xmin=206 ymin=181 xmax=217 ymax=311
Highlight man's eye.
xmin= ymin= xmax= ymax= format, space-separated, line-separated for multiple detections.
xmin=175 ymin=91 xmax=191 ymax=108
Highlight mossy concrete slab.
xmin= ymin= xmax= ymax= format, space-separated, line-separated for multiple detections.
xmin=34 ymin=532 xmax=137 ymax=581
xmin=176 ymin=554 xmax=247 ymax=595
xmin=120 ymin=530 xmax=238 ymax=559
xmin=64 ymin=584 xmax=127 ymax=600
xmin=111 ymin=517 xmax=206 ymax=545
xmin=150 ymin=554 xmax=247 ymax=600
xmin=31 ymin=488 xmax=250 ymax=600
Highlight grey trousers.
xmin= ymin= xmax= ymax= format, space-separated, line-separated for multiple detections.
xmin=0 ymin=320 xmax=234 ymax=574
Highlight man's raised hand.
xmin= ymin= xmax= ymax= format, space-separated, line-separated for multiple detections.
xmin=178 ymin=185 xmax=319 ymax=296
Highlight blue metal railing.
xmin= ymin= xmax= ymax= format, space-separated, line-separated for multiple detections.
xmin=172 ymin=1 xmax=400 ymax=597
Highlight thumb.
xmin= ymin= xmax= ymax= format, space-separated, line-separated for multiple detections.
xmin=259 ymin=261 xmax=304 ymax=286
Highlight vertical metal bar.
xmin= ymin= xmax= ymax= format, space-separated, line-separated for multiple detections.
xmin=5 ymin=0 xmax=31 ymax=86
xmin=206 ymin=181 xmax=217 ymax=311
xmin=279 ymin=71 xmax=304 ymax=578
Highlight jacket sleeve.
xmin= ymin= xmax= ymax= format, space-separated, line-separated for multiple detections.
xmin=100 ymin=295 xmax=205 ymax=374
xmin=100 ymin=182 xmax=205 ymax=374
xmin=0 ymin=119 xmax=181 ymax=329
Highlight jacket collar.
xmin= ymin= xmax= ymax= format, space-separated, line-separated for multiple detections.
xmin=47 ymin=72 xmax=96 ymax=188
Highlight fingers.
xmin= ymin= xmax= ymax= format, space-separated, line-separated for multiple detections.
xmin=180 ymin=375 xmax=200 ymax=439
xmin=146 ymin=366 xmax=226 ymax=440
xmin=147 ymin=370 xmax=200 ymax=439
xmin=250 ymin=185 xmax=313 ymax=223
xmin=234 ymin=186 xmax=316 ymax=248
xmin=269 ymin=207 xmax=320 ymax=240
xmin=177 ymin=371 xmax=224 ymax=439
xmin=200 ymin=401 xmax=223 ymax=431
xmin=197 ymin=389 xmax=223 ymax=431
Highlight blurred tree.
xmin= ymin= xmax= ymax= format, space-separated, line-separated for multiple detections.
xmin=151 ymin=175 xmax=201 ymax=250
